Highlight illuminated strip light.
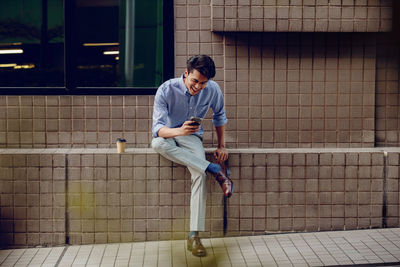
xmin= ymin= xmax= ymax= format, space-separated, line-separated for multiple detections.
xmin=0 ymin=63 xmax=17 ymax=68
xmin=14 ymin=64 xmax=35 ymax=69
xmin=0 ymin=49 xmax=24 ymax=54
xmin=103 ymin=51 xmax=119 ymax=55
xmin=83 ymin=43 xmax=119 ymax=46
xmin=0 ymin=63 xmax=35 ymax=69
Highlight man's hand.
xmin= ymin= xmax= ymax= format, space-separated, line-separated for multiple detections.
xmin=157 ymin=121 xmax=200 ymax=138
xmin=214 ymin=147 xmax=228 ymax=164
xmin=179 ymin=120 xmax=201 ymax=136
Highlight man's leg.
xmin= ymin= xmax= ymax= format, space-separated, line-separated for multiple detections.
xmin=187 ymin=167 xmax=207 ymax=232
xmin=152 ymin=135 xmax=208 ymax=231
xmin=151 ymin=136 xmax=209 ymax=174
xmin=152 ymin=135 xmax=208 ymax=256
xmin=173 ymin=135 xmax=207 ymax=232
xmin=174 ymin=135 xmax=208 ymax=257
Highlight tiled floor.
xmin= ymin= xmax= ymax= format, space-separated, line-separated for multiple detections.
xmin=1 ymin=228 xmax=400 ymax=267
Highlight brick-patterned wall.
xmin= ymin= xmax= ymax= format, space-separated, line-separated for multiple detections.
xmin=211 ymin=0 xmax=393 ymax=32
xmin=0 ymin=96 xmax=154 ymax=149
xmin=0 ymin=33 xmax=384 ymax=149
xmin=0 ymin=2 xmax=398 ymax=149
xmin=1 ymin=148 xmax=399 ymax=248
xmin=0 ymin=153 xmax=66 ymax=247
xmin=223 ymin=32 xmax=376 ymax=148
xmin=375 ymin=32 xmax=400 ymax=146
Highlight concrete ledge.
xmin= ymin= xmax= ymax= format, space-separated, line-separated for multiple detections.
xmin=0 ymin=148 xmax=399 ymax=248
xmin=0 ymin=147 xmax=400 ymax=154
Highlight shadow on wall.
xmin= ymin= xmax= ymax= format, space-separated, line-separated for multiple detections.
xmin=0 ymin=209 xmax=14 ymax=248
xmin=223 ymin=30 xmax=379 ymax=148
xmin=395 ymin=1 xmax=400 ymax=60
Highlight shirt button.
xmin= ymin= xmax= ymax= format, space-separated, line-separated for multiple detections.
xmin=189 ymin=107 xmax=192 ymax=109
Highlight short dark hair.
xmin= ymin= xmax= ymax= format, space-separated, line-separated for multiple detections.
xmin=186 ymin=54 xmax=216 ymax=79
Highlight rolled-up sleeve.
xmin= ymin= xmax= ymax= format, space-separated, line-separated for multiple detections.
xmin=211 ymin=84 xmax=228 ymax=127
xmin=152 ymin=86 xmax=168 ymax=138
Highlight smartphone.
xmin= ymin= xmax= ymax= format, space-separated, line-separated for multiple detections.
xmin=189 ymin=116 xmax=203 ymax=126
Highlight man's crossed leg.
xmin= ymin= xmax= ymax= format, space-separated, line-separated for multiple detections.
xmin=151 ymin=135 xmax=233 ymax=257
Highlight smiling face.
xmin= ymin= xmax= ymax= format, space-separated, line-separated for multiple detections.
xmin=184 ymin=69 xmax=209 ymax=96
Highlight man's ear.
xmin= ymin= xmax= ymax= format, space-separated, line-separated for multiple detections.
xmin=184 ymin=69 xmax=188 ymax=78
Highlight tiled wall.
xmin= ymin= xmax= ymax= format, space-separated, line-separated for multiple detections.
xmin=222 ymin=32 xmax=376 ymax=148
xmin=0 ymin=2 xmax=398 ymax=149
xmin=0 ymin=153 xmax=66 ymax=247
xmin=1 ymin=148 xmax=399 ymax=248
xmin=211 ymin=0 xmax=393 ymax=32
xmin=375 ymin=32 xmax=400 ymax=147
xmin=0 ymin=96 xmax=154 ymax=149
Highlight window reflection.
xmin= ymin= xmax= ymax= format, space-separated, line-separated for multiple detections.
xmin=75 ymin=0 xmax=163 ymax=87
xmin=0 ymin=0 xmax=163 ymax=88
xmin=0 ymin=0 xmax=64 ymax=87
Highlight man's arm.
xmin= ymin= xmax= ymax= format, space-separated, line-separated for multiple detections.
xmin=210 ymin=82 xmax=228 ymax=163
xmin=214 ymin=125 xmax=228 ymax=163
xmin=158 ymin=122 xmax=200 ymax=139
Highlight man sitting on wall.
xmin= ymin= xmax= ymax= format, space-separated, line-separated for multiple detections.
xmin=151 ymin=54 xmax=233 ymax=257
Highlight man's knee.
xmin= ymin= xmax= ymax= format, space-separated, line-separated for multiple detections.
xmin=151 ymin=137 xmax=172 ymax=153
xmin=191 ymin=171 xmax=206 ymax=184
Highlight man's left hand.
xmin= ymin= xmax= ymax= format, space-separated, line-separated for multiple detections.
xmin=214 ymin=147 xmax=228 ymax=164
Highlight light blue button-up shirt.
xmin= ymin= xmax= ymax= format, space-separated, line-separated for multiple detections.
xmin=152 ymin=75 xmax=228 ymax=138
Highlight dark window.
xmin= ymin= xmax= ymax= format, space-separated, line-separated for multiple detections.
xmin=0 ymin=0 xmax=173 ymax=94
xmin=74 ymin=0 xmax=163 ymax=87
xmin=0 ymin=0 xmax=64 ymax=87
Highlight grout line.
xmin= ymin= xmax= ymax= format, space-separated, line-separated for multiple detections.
xmin=54 ymin=246 xmax=69 ymax=267
xmin=368 ymin=230 xmax=398 ymax=259
xmin=382 ymin=150 xmax=388 ymax=228
xmin=19 ymin=248 xmax=37 ymax=266
xmin=299 ymin=233 xmax=327 ymax=265
xmin=360 ymin=238 xmax=386 ymax=263
xmin=342 ymin=235 xmax=369 ymax=263
xmin=0 ymin=250 xmax=12 ymax=265
xmin=261 ymin=236 xmax=279 ymax=266
xmin=327 ymin=262 xmax=400 ymax=267
xmin=65 ymin=154 xmax=69 ymax=245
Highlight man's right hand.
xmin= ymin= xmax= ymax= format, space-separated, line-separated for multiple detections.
xmin=157 ymin=121 xmax=200 ymax=138
xmin=179 ymin=120 xmax=201 ymax=136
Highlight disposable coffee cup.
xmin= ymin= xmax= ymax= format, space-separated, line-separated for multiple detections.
xmin=116 ymin=138 xmax=126 ymax=153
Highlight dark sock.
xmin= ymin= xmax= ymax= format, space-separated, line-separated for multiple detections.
xmin=206 ymin=162 xmax=221 ymax=174
xmin=189 ymin=231 xmax=198 ymax=238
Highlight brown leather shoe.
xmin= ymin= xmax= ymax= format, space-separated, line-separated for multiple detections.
xmin=187 ymin=236 xmax=206 ymax=257
xmin=214 ymin=170 xmax=233 ymax=198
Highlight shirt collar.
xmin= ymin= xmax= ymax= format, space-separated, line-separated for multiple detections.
xmin=178 ymin=74 xmax=191 ymax=96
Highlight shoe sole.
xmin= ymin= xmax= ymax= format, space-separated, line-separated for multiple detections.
xmin=192 ymin=250 xmax=206 ymax=257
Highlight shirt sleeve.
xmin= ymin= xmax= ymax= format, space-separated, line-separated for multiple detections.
xmin=211 ymin=83 xmax=228 ymax=127
xmin=152 ymin=85 xmax=168 ymax=138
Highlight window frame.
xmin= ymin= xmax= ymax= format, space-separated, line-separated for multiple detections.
xmin=0 ymin=0 xmax=174 ymax=95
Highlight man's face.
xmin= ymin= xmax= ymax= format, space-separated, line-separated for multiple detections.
xmin=184 ymin=69 xmax=208 ymax=96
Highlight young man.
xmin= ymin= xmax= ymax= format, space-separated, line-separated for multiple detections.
xmin=151 ymin=55 xmax=233 ymax=257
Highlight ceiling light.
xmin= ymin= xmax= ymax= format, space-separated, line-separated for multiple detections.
xmin=83 ymin=43 xmax=119 ymax=46
xmin=103 ymin=51 xmax=119 ymax=55
xmin=14 ymin=64 xmax=35 ymax=69
xmin=0 ymin=49 xmax=23 ymax=54
xmin=0 ymin=63 xmax=17 ymax=68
